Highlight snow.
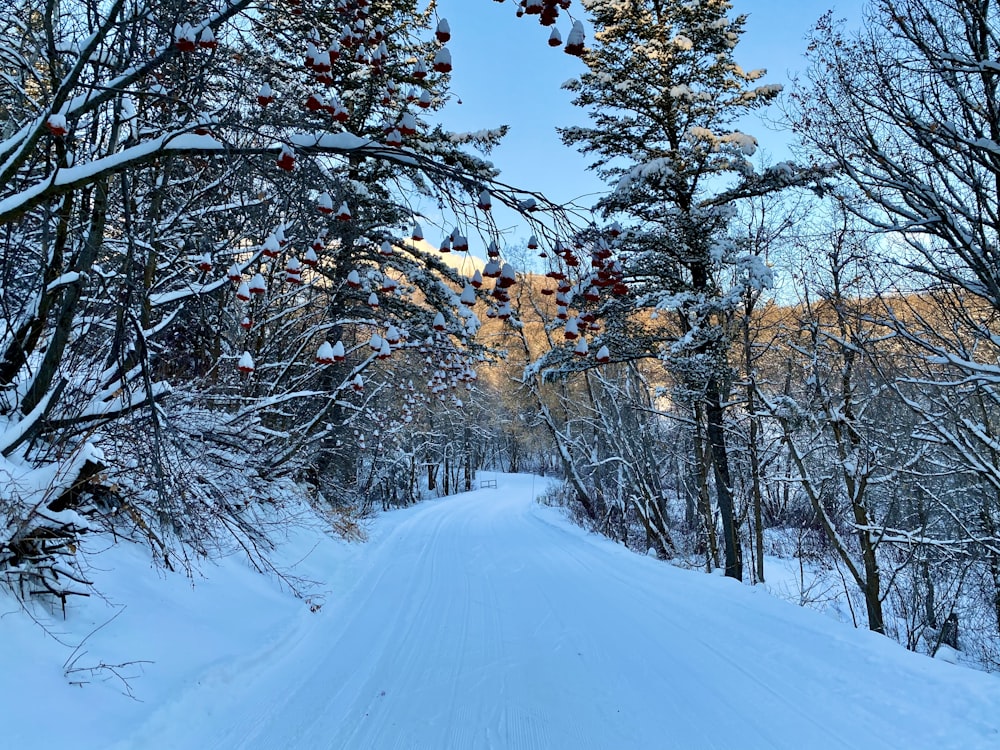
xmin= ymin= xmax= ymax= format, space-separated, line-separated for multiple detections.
xmin=672 ymin=34 xmax=694 ymax=51
xmin=6 ymin=474 xmax=1000 ymax=749
xmin=288 ymin=132 xmax=374 ymax=151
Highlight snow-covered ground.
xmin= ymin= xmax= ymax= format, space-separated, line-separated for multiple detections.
xmin=7 ymin=473 xmax=1000 ymax=749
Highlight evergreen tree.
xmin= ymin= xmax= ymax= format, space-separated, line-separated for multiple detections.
xmin=555 ymin=0 xmax=822 ymax=579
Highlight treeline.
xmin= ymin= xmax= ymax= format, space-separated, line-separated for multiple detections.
xmin=480 ymin=0 xmax=1000 ymax=667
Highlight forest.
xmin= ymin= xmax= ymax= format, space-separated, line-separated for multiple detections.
xmin=3 ymin=0 xmax=1000 ymax=672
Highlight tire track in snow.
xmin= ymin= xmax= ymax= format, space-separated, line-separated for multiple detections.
xmin=114 ymin=476 xmax=1000 ymax=750
xmin=322 ymin=498 xmax=464 ymax=749
xmin=530 ymin=512 xmax=859 ymax=749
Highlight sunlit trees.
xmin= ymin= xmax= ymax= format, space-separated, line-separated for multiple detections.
xmin=761 ymin=216 xmax=892 ymax=633
xmin=550 ymin=0 xmax=823 ymax=579
xmin=794 ymin=0 xmax=1000 ymax=640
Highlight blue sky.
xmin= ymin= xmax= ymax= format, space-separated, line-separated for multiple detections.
xmin=430 ymin=1 xmax=865 ymax=240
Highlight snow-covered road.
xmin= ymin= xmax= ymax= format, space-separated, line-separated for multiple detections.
xmin=106 ymin=473 xmax=1000 ymax=749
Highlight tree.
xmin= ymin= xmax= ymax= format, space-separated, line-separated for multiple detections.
xmin=551 ymin=0 xmax=822 ymax=579
xmin=761 ymin=213 xmax=892 ymax=633
xmin=795 ymin=0 xmax=1000 ymax=637
xmin=0 ymin=0 xmax=572 ymax=601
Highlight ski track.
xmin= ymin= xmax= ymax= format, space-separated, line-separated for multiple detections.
xmin=110 ymin=474 xmax=1000 ymax=750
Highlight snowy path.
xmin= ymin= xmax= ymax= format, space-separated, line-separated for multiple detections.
xmin=106 ymin=474 xmax=1000 ymax=749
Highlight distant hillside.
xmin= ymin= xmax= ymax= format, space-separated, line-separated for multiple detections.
xmin=408 ymin=238 xmax=486 ymax=275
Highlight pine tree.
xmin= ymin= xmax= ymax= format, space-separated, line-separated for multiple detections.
xmin=555 ymin=0 xmax=821 ymax=579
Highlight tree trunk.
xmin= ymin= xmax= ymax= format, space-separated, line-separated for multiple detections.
xmin=693 ymin=407 xmax=720 ymax=572
xmin=464 ymin=427 xmax=473 ymax=492
xmin=23 ymin=180 xmax=109 ymax=416
xmin=706 ymin=377 xmax=743 ymax=580
xmin=749 ymin=416 xmax=766 ymax=583
xmin=861 ymin=545 xmax=885 ymax=634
